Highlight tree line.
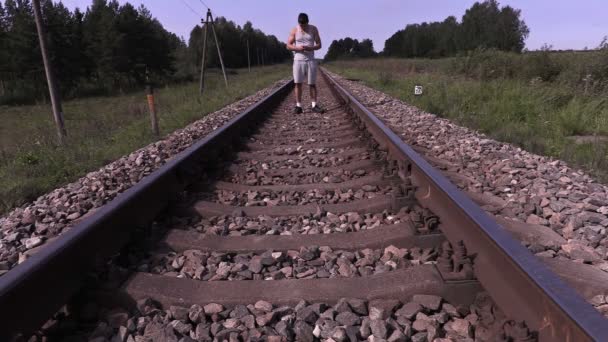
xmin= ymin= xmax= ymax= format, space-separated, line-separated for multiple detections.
xmin=325 ymin=0 xmax=529 ymax=61
xmin=325 ymin=38 xmax=376 ymax=61
xmin=0 ymin=0 xmax=291 ymax=105
xmin=182 ymin=19 xmax=291 ymax=80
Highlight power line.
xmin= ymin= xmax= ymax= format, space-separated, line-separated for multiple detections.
xmin=179 ymin=0 xmax=203 ymax=17
xmin=198 ymin=0 xmax=211 ymax=10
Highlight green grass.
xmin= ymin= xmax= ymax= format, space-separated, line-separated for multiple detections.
xmin=0 ymin=65 xmax=289 ymax=214
xmin=327 ymin=58 xmax=608 ymax=180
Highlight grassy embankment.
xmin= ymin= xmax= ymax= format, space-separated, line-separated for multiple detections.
xmin=327 ymin=51 xmax=608 ymax=181
xmin=0 ymin=65 xmax=289 ymax=214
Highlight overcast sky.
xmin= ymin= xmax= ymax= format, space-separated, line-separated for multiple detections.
xmin=59 ymin=0 xmax=608 ymax=58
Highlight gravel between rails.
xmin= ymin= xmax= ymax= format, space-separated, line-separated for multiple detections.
xmin=325 ymin=71 xmax=608 ymax=272
xmin=208 ymin=186 xmax=396 ymax=207
xmin=233 ymin=151 xmax=380 ymax=170
xmin=174 ymin=209 xmax=406 ymax=236
xmin=223 ymin=168 xmax=383 ymax=186
xmin=145 ymin=246 xmax=438 ymax=281
xmin=0 ymin=79 xmax=291 ymax=274
xmin=35 ymin=295 xmax=532 ymax=341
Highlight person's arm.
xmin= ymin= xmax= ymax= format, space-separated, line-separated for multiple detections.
xmin=308 ymin=26 xmax=322 ymax=51
xmin=286 ymin=28 xmax=303 ymax=51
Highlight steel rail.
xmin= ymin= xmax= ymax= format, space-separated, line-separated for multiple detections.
xmin=320 ymin=68 xmax=608 ymax=341
xmin=0 ymin=80 xmax=293 ymax=339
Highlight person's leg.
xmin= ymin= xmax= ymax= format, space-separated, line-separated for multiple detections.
xmin=309 ymin=60 xmax=324 ymax=113
xmin=309 ymin=84 xmax=317 ymax=104
xmin=292 ymin=61 xmax=304 ymax=113
xmin=308 ymin=60 xmax=318 ymax=105
xmin=295 ymin=83 xmax=303 ymax=104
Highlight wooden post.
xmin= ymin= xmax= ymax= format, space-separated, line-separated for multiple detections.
xmin=208 ymin=11 xmax=228 ymax=88
xmin=32 ymin=0 xmax=67 ymax=144
xmin=199 ymin=12 xmax=209 ymax=95
xmin=146 ymin=70 xmax=159 ymax=136
xmin=246 ymin=38 xmax=251 ymax=72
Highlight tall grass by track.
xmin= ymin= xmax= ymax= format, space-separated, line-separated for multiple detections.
xmin=0 ymin=65 xmax=289 ymax=215
xmin=327 ymin=57 xmax=608 ymax=182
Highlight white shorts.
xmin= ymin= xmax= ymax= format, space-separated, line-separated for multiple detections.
xmin=293 ymin=60 xmax=318 ymax=85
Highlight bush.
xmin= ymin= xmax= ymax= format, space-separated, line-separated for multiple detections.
xmin=590 ymin=40 xmax=608 ymax=88
xmin=377 ymin=71 xmax=395 ymax=86
xmin=450 ymin=48 xmax=522 ymax=80
xmin=523 ymin=45 xmax=562 ymax=82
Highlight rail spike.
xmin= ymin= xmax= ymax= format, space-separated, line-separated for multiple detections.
xmin=408 ymin=206 xmax=438 ymax=234
xmin=396 ymin=159 xmax=411 ymax=180
xmin=437 ymin=240 xmax=476 ymax=281
xmin=500 ymin=320 xmax=537 ymax=342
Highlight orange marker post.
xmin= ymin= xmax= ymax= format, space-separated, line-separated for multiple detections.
xmin=146 ymin=83 xmax=159 ymax=136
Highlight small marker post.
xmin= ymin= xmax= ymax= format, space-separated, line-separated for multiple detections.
xmin=145 ymin=68 xmax=159 ymax=136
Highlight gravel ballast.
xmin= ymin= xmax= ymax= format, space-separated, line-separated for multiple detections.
xmin=166 ymin=209 xmax=411 ymax=236
xmin=144 ymin=245 xmax=437 ymax=281
xmin=208 ymin=186 xmax=396 ymax=207
xmin=223 ymin=168 xmax=383 ymax=186
xmin=37 ymin=294 xmax=532 ymax=341
xmin=233 ymin=151 xmax=378 ymax=170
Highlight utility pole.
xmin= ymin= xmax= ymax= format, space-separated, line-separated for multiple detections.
xmin=199 ymin=12 xmax=209 ymax=95
xmin=209 ymin=12 xmax=228 ymax=88
xmin=246 ymin=38 xmax=251 ymax=72
xmin=199 ymin=9 xmax=228 ymax=95
xmin=256 ymin=48 xmax=260 ymax=66
xmin=32 ymin=0 xmax=67 ymax=144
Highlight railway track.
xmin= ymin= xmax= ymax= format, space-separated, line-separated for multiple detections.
xmin=1 ymin=69 xmax=608 ymax=341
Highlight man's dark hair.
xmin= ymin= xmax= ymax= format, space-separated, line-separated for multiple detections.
xmin=298 ymin=13 xmax=309 ymax=25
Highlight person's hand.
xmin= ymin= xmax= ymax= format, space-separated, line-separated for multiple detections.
xmin=303 ymin=46 xmax=314 ymax=51
xmin=294 ymin=46 xmax=305 ymax=52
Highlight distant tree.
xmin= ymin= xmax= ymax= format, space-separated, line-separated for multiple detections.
xmin=437 ymin=16 xmax=459 ymax=56
xmin=0 ymin=2 xmax=7 ymax=95
xmin=0 ymin=1 xmax=8 ymax=90
xmin=495 ymin=5 xmax=528 ymax=52
xmin=358 ymin=39 xmax=375 ymax=57
xmin=41 ymin=0 xmax=84 ymax=90
xmin=325 ymin=37 xmax=376 ymax=61
xmin=599 ymin=36 xmax=608 ymax=50
xmin=384 ymin=0 xmax=529 ymax=58
xmin=461 ymin=0 xmax=528 ymax=52
xmin=3 ymin=0 xmax=39 ymax=79
xmin=460 ymin=0 xmax=501 ymax=51
xmin=186 ymin=17 xmax=290 ymax=71
xmin=82 ymin=0 xmax=120 ymax=86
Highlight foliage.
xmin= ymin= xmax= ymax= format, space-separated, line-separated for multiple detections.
xmin=325 ymin=37 xmax=375 ymax=61
xmin=523 ymin=45 xmax=562 ymax=82
xmin=384 ymin=0 xmax=528 ymax=58
xmin=0 ymin=0 xmax=290 ymax=104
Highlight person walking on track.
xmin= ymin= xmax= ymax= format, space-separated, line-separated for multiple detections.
xmin=287 ymin=13 xmax=325 ymax=114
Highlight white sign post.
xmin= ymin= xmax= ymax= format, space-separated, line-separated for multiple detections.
xmin=414 ymin=85 xmax=423 ymax=96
